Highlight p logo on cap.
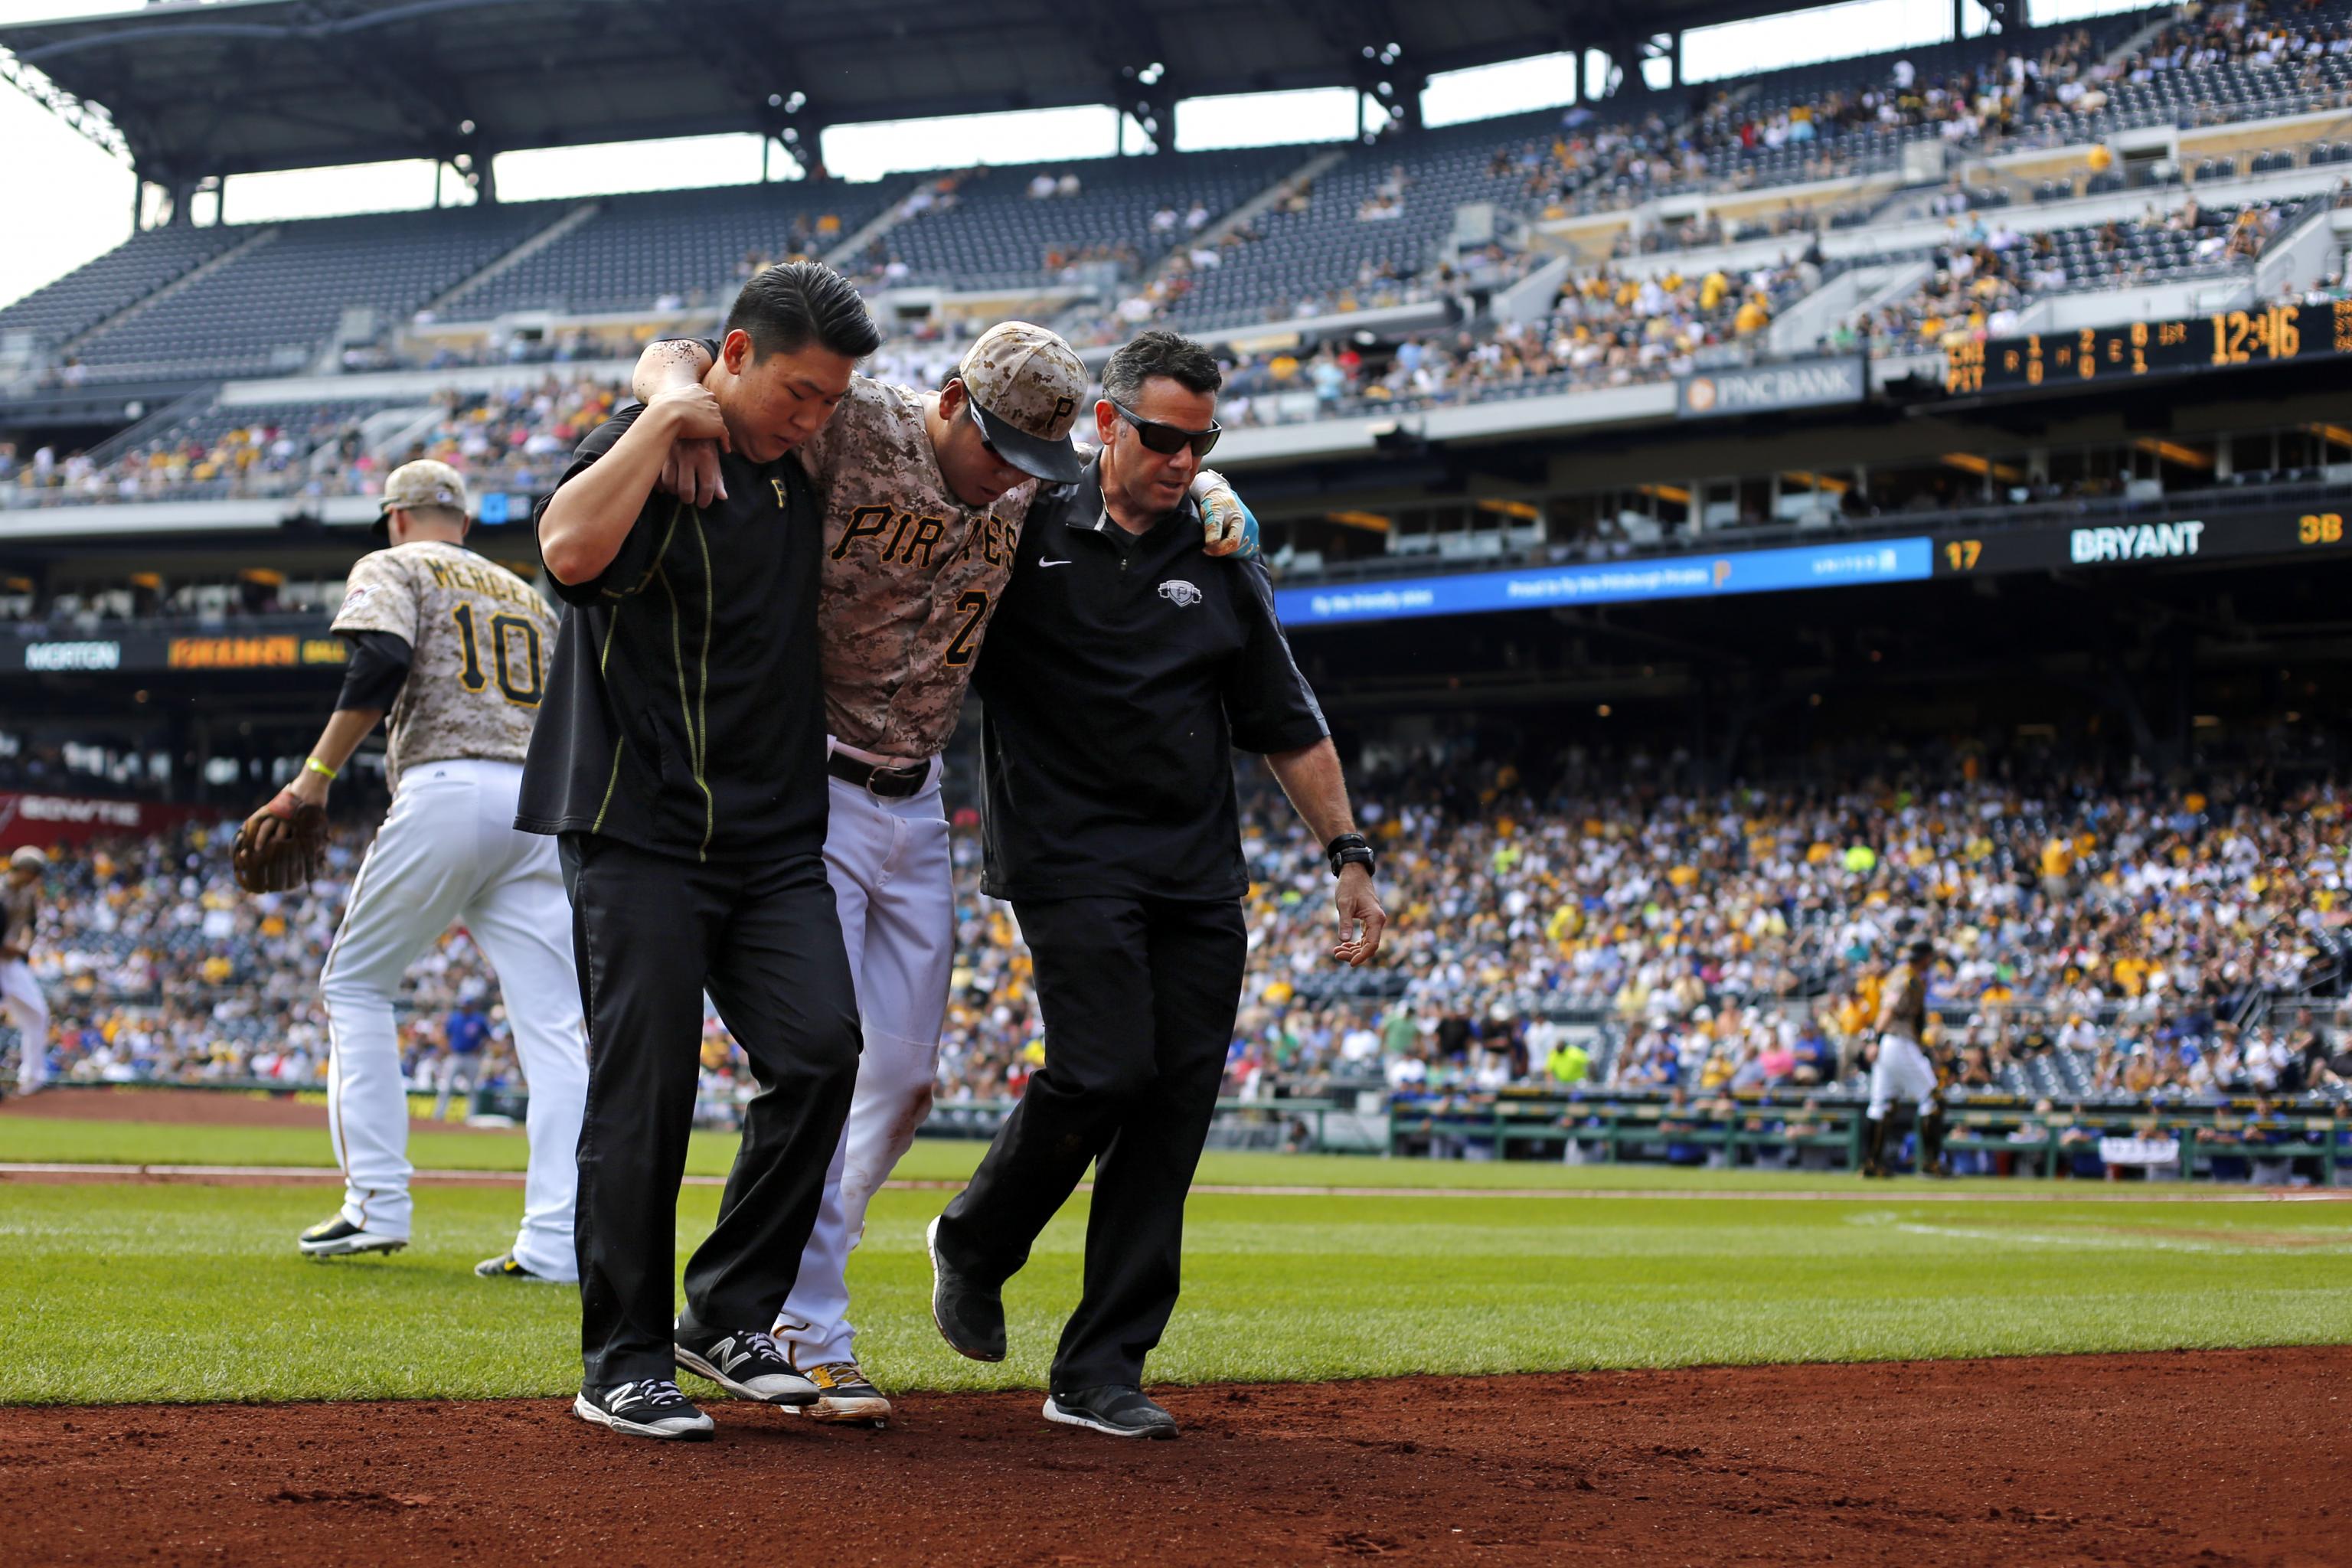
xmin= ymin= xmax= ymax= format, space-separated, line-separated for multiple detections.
xmin=959 ymin=322 xmax=1089 ymax=485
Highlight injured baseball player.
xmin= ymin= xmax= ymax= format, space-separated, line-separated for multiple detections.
xmin=260 ymin=459 xmax=589 ymax=1281
xmin=629 ymin=321 xmax=1263 ymax=1425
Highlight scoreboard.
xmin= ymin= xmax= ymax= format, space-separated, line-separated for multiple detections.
xmin=1942 ymin=301 xmax=2352 ymax=394
xmin=1930 ymin=508 xmax=2349 ymax=576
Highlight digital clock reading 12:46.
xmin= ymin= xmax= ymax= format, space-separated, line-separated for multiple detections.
xmin=1942 ymin=302 xmax=2352 ymax=394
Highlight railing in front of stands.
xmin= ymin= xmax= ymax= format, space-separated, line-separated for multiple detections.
xmin=35 ymin=1080 xmax=2352 ymax=1181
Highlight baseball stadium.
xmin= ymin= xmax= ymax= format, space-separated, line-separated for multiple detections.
xmin=3 ymin=0 xmax=2350 ymax=1560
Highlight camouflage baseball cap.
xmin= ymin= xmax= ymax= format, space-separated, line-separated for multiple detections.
xmin=375 ymin=459 xmax=470 ymax=525
xmin=959 ymin=322 xmax=1087 ymax=485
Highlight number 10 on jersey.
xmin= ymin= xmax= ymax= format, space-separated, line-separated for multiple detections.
xmin=450 ymin=604 xmax=546 ymax=707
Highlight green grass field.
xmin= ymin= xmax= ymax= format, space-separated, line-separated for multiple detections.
xmin=6 ymin=1118 xmax=2351 ymax=1406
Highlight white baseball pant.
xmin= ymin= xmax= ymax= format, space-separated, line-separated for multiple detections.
xmin=318 ymin=759 xmax=587 ymax=1279
xmin=1867 ymin=1031 xmax=1940 ymax=1120
xmin=774 ymin=763 xmax=953 ymax=1367
xmin=2 ymin=958 xmax=49 ymax=1092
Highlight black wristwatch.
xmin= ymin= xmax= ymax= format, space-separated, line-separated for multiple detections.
xmin=1326 ymin=832 xmax=1376 ymax=878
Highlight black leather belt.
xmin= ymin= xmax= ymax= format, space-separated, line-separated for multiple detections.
xmin=827 ymin=751 xmax=928 ymax=798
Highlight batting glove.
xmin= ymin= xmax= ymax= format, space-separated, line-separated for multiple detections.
xmin=1192 ymin=469 xmax=1260 ymax=561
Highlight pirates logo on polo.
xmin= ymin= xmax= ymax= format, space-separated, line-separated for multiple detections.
xmin=1158 ymin=580 xmax=1203 ymax=608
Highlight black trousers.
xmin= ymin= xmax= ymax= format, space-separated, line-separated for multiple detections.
xmin=560 ymin=833 xmax=860 ymax=1388
xmin=935 ymin=894 xmax=1246 ymax=1390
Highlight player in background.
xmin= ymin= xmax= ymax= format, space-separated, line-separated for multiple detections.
xmin=1861 ymin=937 xmax=1947 ymax=1178
xmin=2 ymin=846 xmax=52 ymax=1096
xmin=630 ymin=322 xmax=1261 ymax=1424
xmin=284 ymin=460 xmax=590 ymax=1278
xmin=433 ymin=994 xmax=492 ymax=1122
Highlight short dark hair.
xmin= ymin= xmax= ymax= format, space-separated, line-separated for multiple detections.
xmin=1102 ymin=329 xmax=1221 ymax=404
xmin=725 ymin=260 xmax=880 ymax=361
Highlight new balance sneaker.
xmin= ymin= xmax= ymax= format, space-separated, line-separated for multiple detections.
xmin=473 ymin=1252 xmax=568 ymax=1282
xmin=573 ymin=1380 xmax=714 ymax=1442
xmin=787 ymin=1360 xmax=893 ymax=1426
xmin=673 ymin=1324 xmax=818 ymax=1406
xmin=1043 ymin=1385 xmax=1178 ymax=1440
xmin=297 ymin=1216 xmax=407 ymax=1259
xmin=925 ymin=1216 xmax=1006 ymax=1362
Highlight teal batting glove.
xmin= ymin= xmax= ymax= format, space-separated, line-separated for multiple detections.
xmin=1192 ymin=469 xmax=1260 ymax=561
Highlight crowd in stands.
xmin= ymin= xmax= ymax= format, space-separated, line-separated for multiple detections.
xmin=1846 ymin=196 xmax=2308 ymax=352
xmin=5 ymin=753 xmax=2344 ymax=1126
xmin=0 ymin=376 xmax=629 ymax=511
xmin=2 ymin=408 xmax=376 ymax=508
xmin=1215 ymin=256 xmax=1815 ymax=421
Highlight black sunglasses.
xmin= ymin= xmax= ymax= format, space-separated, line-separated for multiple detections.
xmin=1111 ymin=400 xmax=1221 ymax=459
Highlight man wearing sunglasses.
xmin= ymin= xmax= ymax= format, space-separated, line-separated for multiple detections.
xmin=625 ymin=321 xmax=1262 ymax=1426
xmin=926 ymin=329 xmax=1387 ymax=1439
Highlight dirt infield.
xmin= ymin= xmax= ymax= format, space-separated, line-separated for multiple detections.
xmin=0 ymin=1085 xmax=495 ymax=1132
xmin=0 ymin=1085 xmax=332 ymax=1127
xmin=5 ymin=1348 xmax=2346 ymax=1566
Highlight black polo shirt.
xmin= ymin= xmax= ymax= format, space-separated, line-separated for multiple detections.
xmin=516 ymin=402 xmax=828 ymax=862
xmin=972 ymin=457 xmax=1328 ymax=903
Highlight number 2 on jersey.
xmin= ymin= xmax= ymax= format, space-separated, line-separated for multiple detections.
xmin=450 ymin=603 xmax=546 ymax=707
xmin=942 ymin=590 xmax=989 ymax=667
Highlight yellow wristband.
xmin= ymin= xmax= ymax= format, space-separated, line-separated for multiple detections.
xmin=305 ymin=757 xmax=338 ymax=781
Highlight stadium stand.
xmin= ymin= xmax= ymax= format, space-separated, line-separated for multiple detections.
xmin=437 ymin=181 xmax=893 ymax=319
xmin=1145 ymin=110 xmax=1572 ymax=329
xmin=64 ymin=204 xmax=566 ymax=384
xmin=0 ymin=224 xmax=244 ymax=357
xmin=5 ymin=754 xmax=2344 ymax=1145
xmin=854 ymin=147 xmax=1307 ymax=293
xmin=1215 ymin=254 xmax=1814 ymax=420
xmin=1845 ymin=195 xmax=2320 ymax=350
xmin=11 ymin=2 xmax=2352 ymax=414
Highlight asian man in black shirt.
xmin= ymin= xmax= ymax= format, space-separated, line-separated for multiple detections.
xmin=524 ymin=261 xmax=879 ymax=1441
xmin=926 ymin=331 xmax=1387 ymax=1439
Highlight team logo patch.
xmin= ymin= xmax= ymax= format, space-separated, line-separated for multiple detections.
xmin=1158 ymin=580 xmax=1203 ymax=608
xmin=338 ymin=586 xmax=376 ymax=617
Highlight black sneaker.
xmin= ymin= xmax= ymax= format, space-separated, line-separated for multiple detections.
xmin=673 ymin=1323 xmax=818 ymax=1406
xmin=296 ymin=1216 xmax=407 ymax=1259
xmin=473 ymin=1252 xmax=567 ymax=1282
xmin=1043 ymin=1385 xmax=1177 ymax=1440
xmin=573 ymin=1379 xmax=714 ymax=1441
xmin=925 ymin=1217 xmax=1005 ymax=1362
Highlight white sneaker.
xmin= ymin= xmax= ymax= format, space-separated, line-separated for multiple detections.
xmin=673 ymin=1325 xmax=818 ymax=1406
xmin=296 ymin=1216 xmax=407 ymax=1259
xmin=573 ymin=1380 xmax=714 ymax=1441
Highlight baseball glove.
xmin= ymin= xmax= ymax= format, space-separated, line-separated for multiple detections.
xmin=232 ymin=790 xmax=328 ymax=893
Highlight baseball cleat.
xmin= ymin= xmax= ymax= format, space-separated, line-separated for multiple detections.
xmin=926 ymin=1216 xmax=1006 ymax=1362
xmin=297 ymin=1215 xmax=408 ymax=1259
xmin=474 ymin=1252 xmax=569 ymax=1282
xmin=573 ymin=1380 xmax=714 ymax=1441
xmin=673 ymin=1323 xmax=819 ymax=1406
xmin=1043 ymin=1385 xmax=1177 ymax=1440
xmin=786 ymin=1360 xmax=893 ymax=1426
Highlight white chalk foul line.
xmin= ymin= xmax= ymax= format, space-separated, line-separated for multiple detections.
xmin=2 ymin=1162 xmax=2348 ymax=1203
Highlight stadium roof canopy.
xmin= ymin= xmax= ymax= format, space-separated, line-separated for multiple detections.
xmin=0 ymin=0 xmax=1873 ymax=185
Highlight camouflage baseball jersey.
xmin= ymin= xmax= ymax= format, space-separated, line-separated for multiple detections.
xmin=1880 ymin=962 xmax=1929 ymax=1035
xmin=796 ymin=376 xmax=1037 ymax=760
xmin=331 ymin=541 xmax=558 ymax=791
xmin=1 ymin=881 xmax=35 ymax=955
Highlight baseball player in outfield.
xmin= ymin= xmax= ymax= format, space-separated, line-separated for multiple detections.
xmin=1861 ymin=937 xmax=1947 ymax=1178
xmin=2 ymin=846 xmax=52 ymax=1096
xmin=282 ymin=459 xmax=590 ymax=1277
xmin=632 ymin=322 xmax=1259 ymax=1423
